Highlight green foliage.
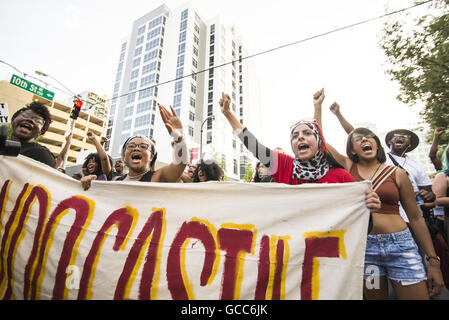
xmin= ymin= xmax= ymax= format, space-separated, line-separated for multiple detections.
xmin=380 ymin=0 xmax=449 ymax=145
xmin=242 ymin=163 xmax=255 ymax=183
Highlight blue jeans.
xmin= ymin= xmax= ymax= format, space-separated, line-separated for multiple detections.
xmin=364 ymin=229 xmax=427 ymax=284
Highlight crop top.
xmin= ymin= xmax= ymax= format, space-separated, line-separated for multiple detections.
xmin=350 ymin=164 xmax=400 ymax=215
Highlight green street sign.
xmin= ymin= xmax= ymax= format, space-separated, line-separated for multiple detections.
xmin=10 ymin=74 xmax=55 ymax=101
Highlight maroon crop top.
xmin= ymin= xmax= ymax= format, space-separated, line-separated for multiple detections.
xmin=350 ymin=164 xmax=400 ymax=215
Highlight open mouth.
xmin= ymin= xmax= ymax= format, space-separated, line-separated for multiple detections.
xmin=18 ymin=121 xmax=34 ymax=132
xmin=362 ymin=144 xmax=373 ymax=152
xmin=298 ymin=143 xmax=310 ymax=152
xmin=130 ymin=153 xmax=143 ymax=164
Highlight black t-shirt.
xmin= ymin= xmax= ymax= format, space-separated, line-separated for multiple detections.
xmin=114 ymin=170 xmax=154 ymax=182
xmin=20 ymin=142 xmax=56 ymax=168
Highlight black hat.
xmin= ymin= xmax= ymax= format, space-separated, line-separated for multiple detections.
xmin=385 ymin=129 xmax=419 ymax=153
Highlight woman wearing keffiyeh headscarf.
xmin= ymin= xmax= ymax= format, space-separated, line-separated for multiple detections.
xmin=219 ymin=92 xmax=380 ymax=211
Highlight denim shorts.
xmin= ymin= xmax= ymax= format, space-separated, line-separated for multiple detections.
xmin=363 ymin=229 xmax=427 ymax=284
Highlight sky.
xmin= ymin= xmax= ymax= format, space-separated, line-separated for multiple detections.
xmin=0 ymin=0 xmax=430 ymax=154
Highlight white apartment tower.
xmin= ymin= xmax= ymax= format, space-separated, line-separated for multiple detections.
xmin=105 ymin=2 xmax=262 ymax=180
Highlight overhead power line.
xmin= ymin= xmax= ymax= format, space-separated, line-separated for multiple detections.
xmin=1 ymin=0 xmax=434 ymax=106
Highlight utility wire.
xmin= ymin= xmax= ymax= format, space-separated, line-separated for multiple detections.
xmin=105 ymin=0 xmax=434 ymax=105
xmin=1 ymin=0 xmax=434 ymax=107
xmin=0 ymin=60 xmax=74 ymax=98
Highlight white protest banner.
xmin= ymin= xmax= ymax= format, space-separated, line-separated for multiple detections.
xmin=0 ymin=155 xmax=370 ymax=300
xmin=0 ymin=103 xmax=9 ymax=123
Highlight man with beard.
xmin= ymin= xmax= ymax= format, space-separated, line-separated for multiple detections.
xmin=10 ymin=101 xmax=55 ymax=168
xmin=385 ymin=129 xmax=436 ymax=223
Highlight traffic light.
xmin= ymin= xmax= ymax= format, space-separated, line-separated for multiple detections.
xmin=70 ymin=99 xmax=83 ymax=119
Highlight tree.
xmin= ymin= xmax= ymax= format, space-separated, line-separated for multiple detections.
xmin=380 ymin=0 xmax=449 ymax=148
xmin=242 ymin=163 xmax=255 ymax=183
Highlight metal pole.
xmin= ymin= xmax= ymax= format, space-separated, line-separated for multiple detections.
xmin=61 ymin=119 xmax=76 ymax=169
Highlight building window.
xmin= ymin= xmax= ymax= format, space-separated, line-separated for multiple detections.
xmin=173 ymin=94 xmax=182 ymax=107
xmin=233 ymin=159 xmax=238 ymax=175
xmin=210 ymin=24 xmax=215 ymax=34
xmin=139 ymin=87 xmax=153 ymax=100
xmin=194 ymin=24 xmax=200 ymax=34
xmin=176 ymin=67 xmax=184 ymax=79
xmin=192 ymin=58 xmax=198 ymax=69
xmin=134 ymin=46 xmax=142 ymax=56
xmin=137 ymin=100 xmax=152 ymax=113
xmin=137 ymin=25 xmax=146 ymax=36
xmin=179 ymin=31 xmax=187 ymax=42
xmin=194 ymin=35 xmax=199 ymax=45
xmin=191 ymin=83 xmax=196 ymax=94
xmin=133 ymin=128 xmax=148 ymax=136
xmin=132 ymin=58 xmax=141 ymax=68
xmin=188 ymin=126 xmax=194 ymax=137
xmin=178 ymin=43 xmax=186 ymax=55
xmin=141 ymin=74 xmax=155 ymax=87
xmin=135 ymin=114 xmax=151 ymax=128
xmin=142 ymin=61 xmax=157 ymax=75
xmin=174 ymin=81 xmax=183 ymax=94
xmin=189 ymin=111 xmax=195 ymax=121
xmin=129 ymin=81 xmax=137 ymax=91
xmin=193 ymin=46 xmax=199 ymax=57
xmin=190 ymin=97 xmax=196 ymax=108
xmin=146 ymin=38 xmax=160 ymax=51
xmin=123 ymin=119 xmax=132 ymax=130
xmin=177 ymin=55 xmax=185 ymax=68
xmin=127 ymin=92 xmax=136 ymax=104
xmin=136 ymin=36 xmax=144 ymax=46
xmin=180 ymin=20 xmax=187 ymax=32
xmin=124 ymin=106 xmax=134 ymax=117
xmin=181 ymin=9 xmax=188 ymax=20
xmin=130 ymin=69 xmax=139 ymax=80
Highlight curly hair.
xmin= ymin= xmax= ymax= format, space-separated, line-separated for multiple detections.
xmin=193 ymin=160 xmax=224 ymax=182
xmin=11 ymin=101 xmax=52 ymax=134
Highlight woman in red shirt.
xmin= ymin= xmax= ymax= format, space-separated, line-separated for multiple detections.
xmin=219 ymin=92 xmax=379 ymax=206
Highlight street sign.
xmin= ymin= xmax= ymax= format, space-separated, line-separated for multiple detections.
xmin=0 ymin=102 xmax=9 ymax=123
xmin=10 ymin=74 xmax=55 ymax=101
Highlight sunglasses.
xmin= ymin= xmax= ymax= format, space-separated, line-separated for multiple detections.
xmin=351 ymin=132 xmax=376 ymax=143
xmin=392 ymin=133 xmax=411 ymax=139
xmin=289 ymin=118 xmax=317 ymax=131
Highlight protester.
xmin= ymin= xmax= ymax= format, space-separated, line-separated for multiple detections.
xmin=433 ymin=146 xmax=449 ymax=244
xmin=317 ymin=90 xmax=444 ymax=299
xmin=79 ymin=131 xmax=114 ymax=189
xmin=85 ymin=104 xmax=187 ymax=188
xmin=55 ymin=133 xmax=72 ymax=170
xmin=219 ymin=92 xmax=380 ymax=212
xmin=252 ymin=162 xmax=269 ymax=182
xmin=429 ymin=127 xmax=446 ymax=171
xmin=111 ymin=158 xmax=126 ymax=179
xmin=192 ymin=159 xmax=224 ymax=182
xmin=178 ymin=163 xmax=197 ymax=183
xmin=10 ymin=101 xmax=55 ymax=168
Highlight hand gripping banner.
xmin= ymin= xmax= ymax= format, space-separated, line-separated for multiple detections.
xmin=0 ymin=155 xmax=370 ymax=300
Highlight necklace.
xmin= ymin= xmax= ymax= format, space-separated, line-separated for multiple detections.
xmin=369 ymin=163 xmax=383 ymax=181
xmin=127 ymin=170 xmax=148 ymax=179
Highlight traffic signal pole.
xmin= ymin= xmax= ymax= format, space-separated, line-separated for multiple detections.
xmin=61 ymin=98 xmax=83 ymax=170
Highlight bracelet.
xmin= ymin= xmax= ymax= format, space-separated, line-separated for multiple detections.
xmin=426 ymin=255 xmax=440 ymax=262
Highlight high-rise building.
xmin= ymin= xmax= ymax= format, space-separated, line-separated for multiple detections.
xmin=105 ymin=2 xmax=262 ymax=180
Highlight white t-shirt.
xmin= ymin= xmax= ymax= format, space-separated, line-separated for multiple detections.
xmin=386 ymin=153 xmax=432 ymax=222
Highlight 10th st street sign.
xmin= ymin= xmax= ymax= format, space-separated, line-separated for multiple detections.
xmin=10 ymin=74 xmax=55 ymax=101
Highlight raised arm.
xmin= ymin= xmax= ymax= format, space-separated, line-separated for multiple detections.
xmin=429 ymin=127 xmax=445 ymax=171
xmin=220 ymin=92 xmax=274 ymax=167
xmin=87 ymin=131 xmax=112 ymax=177
xmin=152 ymin=104 xmax=187 ymax=182
xmin=329 ymin=102 xmax=354 ymax=134
xmin=313 ymin=89 xmax=351 ymax=171
xmin=55 ymin=133 xmax=72 ymax=169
